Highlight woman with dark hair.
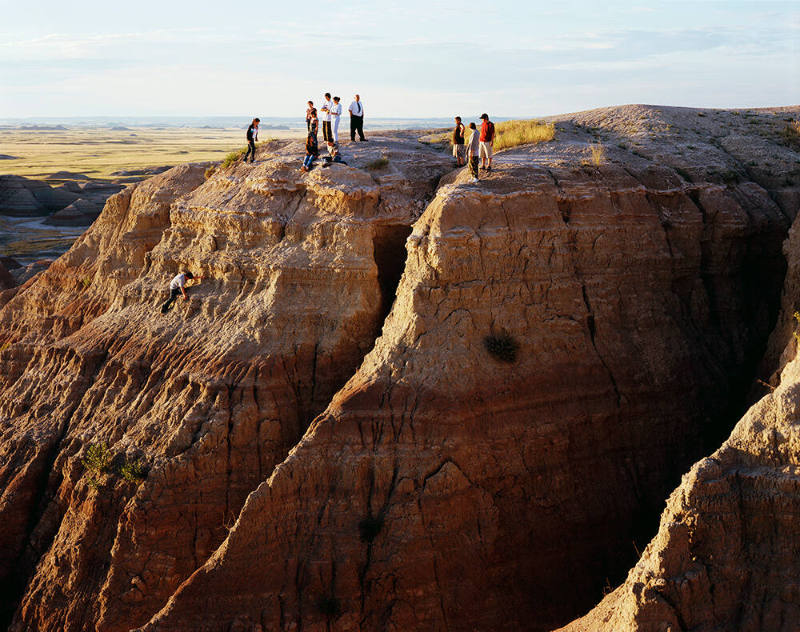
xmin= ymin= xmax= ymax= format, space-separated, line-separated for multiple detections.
xmin=244 ymin=117 xmax=260 ymax=163
xmin=301 ymin=109 xmax=319 ymax=172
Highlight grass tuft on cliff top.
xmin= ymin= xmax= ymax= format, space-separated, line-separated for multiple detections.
xmin=493 ymin=119 xmax=556 ymax=150
xmin=419 ymin=119 xmax=555 ymax=151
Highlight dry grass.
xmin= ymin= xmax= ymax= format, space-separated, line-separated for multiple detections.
xmin=0 ymin=127 xmax=302 ymax=180
xmin=585 ymin=143 xmax=606 ymax=166
xmin=493 ymin=119 xmax=556 ymax=150
xmin=418 ymin=119 xmax=555 ymax=151
xmin=782 ymin=120 xmax=800 ymax=147
xmin=366 ymin=156 xmax=390 ymax=170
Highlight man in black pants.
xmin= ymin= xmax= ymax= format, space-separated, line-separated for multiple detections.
xmin=160 ymin=271 xmax=203 ymax=313
xmin=320 ymin=93 xmax=333 ymax=144
xmin=348 ymin=94 xmax=366 ymax=141
xmin=244 ymin=118 xmax=259 ymax=163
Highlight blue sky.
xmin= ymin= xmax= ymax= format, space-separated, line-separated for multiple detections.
xmin=1 ymin=0 xmax=798 ymax=118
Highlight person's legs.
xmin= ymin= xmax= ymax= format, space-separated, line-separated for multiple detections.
xmin=487 ymin=142 xmax=493 ymax=170
xmin=333 ymin=118 xmax=340 ymax=142
xmin=479 ymin=142 xmax=488 ymax=168
xmin=160 ymin=288 xmax=180 ymax=313
xmin=469 ymin=156 xmax=479 ymax=179
xmin=323 ymin=121 xmax=332 ymax=143
xmin=245 ymin=140 xmax=256 ymax=162
xmin=356 ymin=116 xmax=365 ymax=141
xmin=350 ymin=116 xmax=356 ymax=141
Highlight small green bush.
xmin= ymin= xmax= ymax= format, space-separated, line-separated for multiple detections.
xmin=484 ymin=332 xmax=519 ymax=363
xmin=358 ymin=515 xmax=384 ymax=543
xmin=781 ymin=120 xmax=800 ymax=148
xmin=221 ymin=147 xmax=247 ymax=168
xmin=83 ymin=443 xmax=111 ymax=474
xmin=366 ymin=156 xmax=389 ymax=171
xmin=120 ymin=459 xmax=147 ymax=483
xmin=204 ymin=165 xmax=217 ymax=179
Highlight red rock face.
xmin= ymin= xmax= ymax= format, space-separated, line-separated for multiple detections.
xmin=0 ymin=109 xmax=797 ymax=632
xmin=0 ymin=144 xmax=451 ymax=632
xmin=142 ymin=160 xmax=789 ymax=631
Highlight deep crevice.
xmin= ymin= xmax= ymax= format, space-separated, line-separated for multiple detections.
xmin=372 ymin=225 xmax=413 ymax=323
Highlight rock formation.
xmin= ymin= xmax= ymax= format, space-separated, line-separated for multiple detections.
xmin=560 ymin=193 xmax=800 ymax=632
xmin=0 ymin=106 xmax=798 ymax=631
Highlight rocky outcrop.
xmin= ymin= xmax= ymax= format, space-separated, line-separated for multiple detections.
xmin=560 ymin=211 xmax=800 ymax=632
xmin=0 ymin=140 xmax=451 ymax=632
xmin=0 ymin=107 xmax=798 ymax=632
xmin=0 ymin=174 xmax=80 ymax=216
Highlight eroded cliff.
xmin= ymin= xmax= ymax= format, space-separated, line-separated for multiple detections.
xmin=0 ymin=106 xmax=798 ymax=631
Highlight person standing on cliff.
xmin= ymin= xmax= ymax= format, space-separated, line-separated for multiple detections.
xmin=452 ymin=116 xmax=466 ymax=166
xmin=465 ymin=122 xmax=480 ymax=182
xmin=320 ymin=93 xmax=333 ymax=144
xmin=331 ymin=96 xmax=343 ymax=142
xmin=244 ymin=118 xmax=259 ymax=163
xmin=479 ymin=113 xmax=495 ymax=172
xmin=305 ymin=101 xmax=314 ymax=131
xmin=348 ymin=94 xmax=366 ymax=141
xmin=301 ymin=109 xmax=319 ymax=172
xmin=160 ymin=271 xmax=203 ymax=313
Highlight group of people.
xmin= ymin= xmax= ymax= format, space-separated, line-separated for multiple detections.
xmin=302 ymin=93 xmax=367 ymax=171
xmin=241 ymin=94 xmax=367 ymax=170
xmin=452 ymin=113 xmax=495 ymax=182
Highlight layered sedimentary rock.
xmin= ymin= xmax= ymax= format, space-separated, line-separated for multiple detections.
xmin=561 ymin=213 xmax=800 ymax=632
xmin=144 ymin=128 xmax=794 ymax=629
xmin=1 ymin=107 xmax=798 ymax=632
xmin=0 ymin=142 xmax=450 ymax=631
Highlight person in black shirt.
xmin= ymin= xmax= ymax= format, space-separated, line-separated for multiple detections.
xmin=452 ymin=116 xmax=466 ymax=166
xmin=244 ymin=117 xmax=260 ymax=163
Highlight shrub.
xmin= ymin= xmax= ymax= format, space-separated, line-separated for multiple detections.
xmin=0 ymin=342 xmax=10 ymax=352
xmin=83 ymin=443 xmax=111 ymax=474
xmin=358 ymin=515 xmax=384 ymax=543
xmin=586 ymin=143 xmax=605 ymax=167
xmin=484 ymin=331 xmax=519 ymax=363
xmin=781 ymin=120 xmax=800 ymax=147
xmin=493 ymin=119 xmax=556 ymax=151
xmin=80 ymin=277 xmax=91 ymax=290
xmin=120 ymin=459 xmax=147 ymax=483
xmin=366 ymin=156 xmax=389 ymax=171
xmin=204 ymin=165 xmax=217 ymax=179
xmin=221 ymin=147 xmax=247 ymax=168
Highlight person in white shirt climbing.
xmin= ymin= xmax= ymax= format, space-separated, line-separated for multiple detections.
xmin=348 ymin=94 xmax=366 ymax=141
xmin=160 ymin=271 xmax=204 ymax=313
xmin=331 ymin=96 xmax=343 ymax=142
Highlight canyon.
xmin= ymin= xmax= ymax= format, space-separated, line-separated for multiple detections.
xmin=0 ymin=105 xmax=799 ymax=631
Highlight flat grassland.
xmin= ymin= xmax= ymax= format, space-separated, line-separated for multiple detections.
xmin=0 ymin=126 xmax=303 ymax=180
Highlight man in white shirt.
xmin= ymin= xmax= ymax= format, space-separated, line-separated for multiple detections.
xmin=160 ymin=270 xmax=203 ymax=313
xmin=348 ymin=94 xmax=366 ymax=141
xmin=331 ymin=96 xmax=343 ymax=142
xmin=320 ymin=93 xmax=333 ymax=143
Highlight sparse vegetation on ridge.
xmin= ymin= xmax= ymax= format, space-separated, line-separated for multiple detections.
xmin=366 ymin=156 xmax=390 ymax=171
xmin=493 ymin=119 xmax=556 ymax=150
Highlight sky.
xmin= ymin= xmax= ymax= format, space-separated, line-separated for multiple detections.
xmin=1 ymin=0 xmax=798 ymax=119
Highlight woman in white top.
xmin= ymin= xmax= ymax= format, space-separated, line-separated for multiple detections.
xmin=331 ymin=96 xmax=343 ymax=142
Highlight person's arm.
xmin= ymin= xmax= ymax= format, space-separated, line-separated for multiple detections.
xmin=181 ymin=285 xmax=188 ymax=300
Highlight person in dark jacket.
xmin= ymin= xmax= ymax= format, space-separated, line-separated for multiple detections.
xmin=301 ymin=109 xmax=319 ymax=172
xmin=244 ymin=118 xmax=260 ymax=163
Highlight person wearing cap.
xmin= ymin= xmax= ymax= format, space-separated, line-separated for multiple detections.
xmin=320 ymin=93 xmax=333 ymax=143
xmin=160 ymin=270 xmax=204 ymax=313
xmin=348 ymin=94 xmax=366 ymax=141
xmin=331 ymin=96 xmax=343 ymax=142
xmin=465 ymin=122 xmax=480 ymax=183
xmin=479 ymin=113 xmax=495 ymax=172
xmin=452 ymin=116 xmax=466 ymax=166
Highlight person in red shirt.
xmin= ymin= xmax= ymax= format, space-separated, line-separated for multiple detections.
xmin=479 ymin=113 xmax=495 ymax=172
